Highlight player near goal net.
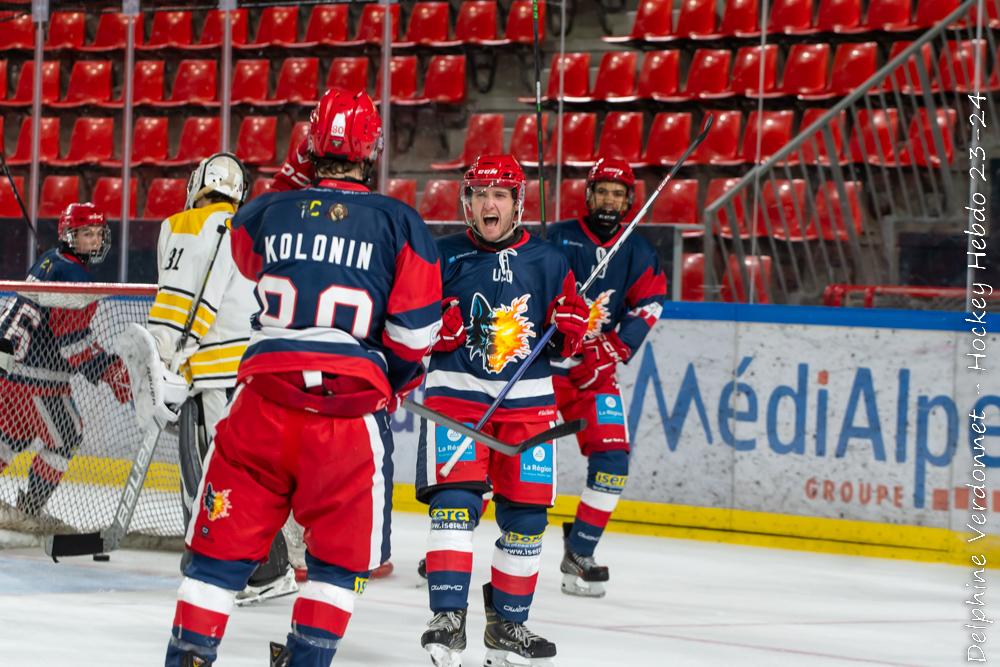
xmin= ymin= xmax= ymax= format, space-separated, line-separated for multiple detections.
xmin=147 ymin=152 xmax=301 ymax=606
xmin=0 ymin=203 xmax=131 ymax=531
xmin=548 ymin=157 xmax=667 ymax=598
xmin=164 ymin=87 xmax=443 ymax=667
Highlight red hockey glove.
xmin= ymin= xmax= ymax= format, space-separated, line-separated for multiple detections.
xmin=568 ymin=332 xmax=631 ymax=391
xmin=433 ymin=298 xmax=466 ymax=353
xmin=271 ymin=137 xmax=315 ymax=192
xmin=101 ymin=357 xmax=132 ymax=404
xmin=550 ymin=293 xmax=589 ymax=357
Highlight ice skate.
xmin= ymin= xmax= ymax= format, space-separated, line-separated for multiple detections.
xmin=420 ymin=608 xmax=466 ymax=667
xmin=234 ymin=566 xmax=298 ymax=607
xmin=418 ymin=557 xmax=427 ymax=580
xmin=269 ymin=641 xmax=291 ymax=667
xmin=560 ymin=522 xmax=608 ymax=598
xmin=179 ymin=651 xmax=212 ymax=667
xmin=483 ymin=584 xmax=556 ymax=667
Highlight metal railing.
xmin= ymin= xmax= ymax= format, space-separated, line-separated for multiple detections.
xmin=702 ymin=0 xmax=995 ymax=304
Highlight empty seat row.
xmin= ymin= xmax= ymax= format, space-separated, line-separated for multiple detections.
xmin=0 ymin=2 xmax=543 ymax=52
xmin=0 ymin=55 xmax=467 ymax=109
xmin=608 ymin=0 xmax=969 ymax=45
xmin=682 ymin=254 xmax=774 ymax=304
xmin=532 ymin=40 xmax=995 ymax=105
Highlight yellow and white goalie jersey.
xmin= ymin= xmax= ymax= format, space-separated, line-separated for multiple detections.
xmin=147 ymin=201 xmax=257 ymax=389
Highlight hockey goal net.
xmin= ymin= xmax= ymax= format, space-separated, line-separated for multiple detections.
xmin=0 ymin=281 xmax=183 ymax=546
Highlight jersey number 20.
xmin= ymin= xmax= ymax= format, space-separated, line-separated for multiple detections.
xmin=257 ymin=275 xmax=374 ymax=337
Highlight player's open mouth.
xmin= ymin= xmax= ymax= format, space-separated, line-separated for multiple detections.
xmin=482 ymin=215 xmax=500 ymax=228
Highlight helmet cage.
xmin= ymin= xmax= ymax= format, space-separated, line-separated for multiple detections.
xmin=185 ymin=152 xmax=250 ymax=210
xmin=58 ymin=203 xmax=110 ymax=264
xmin=461 ymin=177 xmax=526 ymax=231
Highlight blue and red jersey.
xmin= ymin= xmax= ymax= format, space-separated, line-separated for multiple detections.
xmin=229 ymin=179 xmax=442 ymax=402
xmin=425 ymin=229 xmax=579 ymax=423
xmin=547 ymin=218 xmax=666 ymax=363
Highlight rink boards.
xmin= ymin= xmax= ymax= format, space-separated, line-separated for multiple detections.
xmin=391 ymin=302 xmax=1000 ymax=567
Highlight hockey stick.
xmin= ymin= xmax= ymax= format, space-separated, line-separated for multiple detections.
xmin=530 ymin=0 xmax=547 ymax=239
xmin=45 ymin=225 xmax=228 ymax=560
xmin=438 ymin=115 xmax=715 ymax=476
xmin=403 ymin=398 xmax=585 ymax=456
xmin=0 ymin=149 xmax=39 ymax=249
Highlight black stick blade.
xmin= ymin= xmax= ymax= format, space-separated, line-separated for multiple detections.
xmin=516 ymin=419 xmax=587 ymax=452
xmin=44 ymin=532 xmax=105 ymax=561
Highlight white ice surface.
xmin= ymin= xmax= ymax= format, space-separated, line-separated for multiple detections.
xmin=0 ymin=511 xmax=968 ymax=666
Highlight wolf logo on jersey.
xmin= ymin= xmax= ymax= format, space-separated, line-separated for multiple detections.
xmin=467 ymin=293 xmax=535 ymax=374
xmin=584 ymin=289 xmax=615 ymax=340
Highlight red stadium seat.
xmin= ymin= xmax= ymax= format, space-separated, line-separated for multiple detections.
xmin=240 ymin=6 xmax=299 ymax=49
xmin=801 ymin=41 xmax=878 ymax=100
xmin=556 ymin=179 xmax=587 ymax=220
xmin=163 ymin=117 xmax=221 ymax=166
xmin=196 ymin=9 xmax=249 ymax=48
xmin=103 ymin=116 xmax=169 ymax=166
xmin=759 ymin=179 xmax=809 ymax=239
xmin=250 ymin=178 xmax=273 ymax=200
xmin=650 ymin=180 xmax=699 ymax=226
xmin=741 ymin=110 xmax=795 ymax=164
xmin=898 ymin=108 xmax=957 ymax=167
xmin=143 ymin=178 xmax=188 ymax=220
xmin=504 ymin=1 xmax=545 ymax=45
xmin=936 ymin=40 xmax=988 ymax=92
xmin=780 ymin=43 xmax=830 ymax=98
xmin=387 ymin=179 xmax=417 ymax=207
xmin=690 ymin=111 xmax=743 ymax=166
xmin=915 ymin=0 xmax=960 ymax=28
xmin=706 ymin=178 xmax=753 ymax=238
xmin=131 ymin=60 xmax=166 ymax=106
xmin=0 ymin=176 xmax=25 ymax=218
xmin=0 ymin=61 xmax=6 ymax=103
xmin=39 ymin=176 xmax=80 ymax=219
xmin=730 ymin=45 xmax=779 ymax=97
xmin=770 ymin=0 xmax=815 ymax=34
xmin=262 ymin=121 xmax=311 ymax=174
xmin=604 ymin=0 xmax=671 ymax=43
xmin=797 ymin=109 xmax=847 ymax=165
xmin=591 ymin=51 xmax=639 ymax=103
xmin=81 ymin=12 xmax=143 ymax=52
xmin=638 ymin=51 xmax=681 ymax=100
xmin=8 ymin=117 xmax=60 ymax=165
xmin=351 ymin=4 xmax=401 ymax=44
xmin=816 ymin=0 xmax=863 ymax=32
xmin=399 ymin=2 xmax=451 ymax=47
xmin=849 ymin=109 xmax=901 ymax=164
xmin=640 ymin=112 xmax=692 ymax=166
xmin=51 ymin=117 xmax=115 ymax=166
xmin=883 ymin=41 xmax=933 ymax=93
xmin=652 ymin=0 xmax=719 ymax=41
xmin=814 ymin=181 xmax=863 ymax=241
xmin=297 ymin=5 xmax=350 ymax=47
xmin=522 ymin=180 xmax=544 ymax=223
xmin=721 ymin=255 xmax=772 ymax=303
xmin=680 ymin=253 xmax=706 ymax=301
xmin=92 ymin=177 xmax=138 ymax=219
xmin=720 ymin=0 xmax=760 ymax=37
xmin=46 ymin=12 xmax=86 ymax=50
xmin=141 ymin=11 xmax=193 ymax=49
xmin=540 ymin=53 xmax=591 ymax=102
xmin=431 ymin=114 xmax=505 ymax=170
xmin=232 ymin=60 xmax=271 ymax=104
xmin=0 ymin=60 xmax=60 ymax=108
xmin=593 ymin=112 xmax=644 ymax=167
xmin=164 ymin=60 xmax=218 ymax=106
xmin=0 ymin=11 xmax=35 ymax=49
xmin=50 ymin=60 xmax=113 ymax=108
xmin=454 ymin=1 xmax=499 ymax=44
xmin=274 ymin=57 xmax=319 ymax=105
xmin=509 ymin=114 xmax=549 ymax=165
xmin=418 ymin=180 xmax=462 ymax=221
xmin=865 ymin=0 xmax=914 ymax=31
xmin=542 ymin=113 xmax=597 ymax=166
xmin=421 ymin=55 xmax=467 ymax=105
xmin=236 ymin=116 xmax=278 ymax=166
xmin=326 ymin=57 xmax=369 ymax=94
xmin=374 ymin=56 xmax=420 ymax=103
xmin=681 ymin=49 xmax=733 ymax=100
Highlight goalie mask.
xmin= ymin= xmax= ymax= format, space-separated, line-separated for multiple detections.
xmin=58 ymin=202 xmax=110 ymax=264
xmin=185 ymin=152 xmax=250 ymax=210
xmin=461 ymin=154 xmax=526 ymax=242
xmin=585 ymin=157 xmax=636 ymax=228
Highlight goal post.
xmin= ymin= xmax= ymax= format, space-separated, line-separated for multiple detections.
xmin=0 ymin=281 xmax=184 ymax=547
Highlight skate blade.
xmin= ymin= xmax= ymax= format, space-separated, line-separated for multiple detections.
xmin=235 ymin=573 xmax=299 ymax=607
xmin=484 ymin=648 xmax=555 ymax=667
xmin=425 ymin=643 xmax=463 ymax=667
xmin=560 ymin=573 xmax=606 ymax=598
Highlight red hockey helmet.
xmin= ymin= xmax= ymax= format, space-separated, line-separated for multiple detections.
xmin=586 ymin=156 xmax=636 ymax=208
xmin=307 ymin=87 xmax=383 ymax=163
xmin=461 ymin=154 xmax=527 ymax=229
xmin=58 ymin=202 xmax=110 ymax=263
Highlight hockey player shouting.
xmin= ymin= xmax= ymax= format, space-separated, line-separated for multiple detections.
xmin=163 ymin=88 xmax=442 ymax=666
xmin=416 ymin=155 xmax=589 ymax=667
xmin=548 ymin=157 xmax=666 ymax=598
xmin=0 ymin=203 xmax=130 ymax=531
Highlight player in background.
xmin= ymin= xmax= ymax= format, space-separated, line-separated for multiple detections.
xmin=416 ymin=155 xmax=589 ymax=667
xmin=147 ymin=153 xmax=300 ymax=606
xmin=0 ymin=203 xmax=130 ymax=530
xmin=547 ymin=157 xmax=667 ymax=598
xmin=164 ymin=87 xmax=443 ymax=667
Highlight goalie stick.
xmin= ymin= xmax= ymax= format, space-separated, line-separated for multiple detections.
xmin=45 ymin=225 xmax=228 ymax=560
xmin=437 ymin=115 xmax=716 ymax=477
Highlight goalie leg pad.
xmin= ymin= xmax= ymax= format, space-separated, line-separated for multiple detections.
xmin=178 ymin=397 xmax=204 ymax=525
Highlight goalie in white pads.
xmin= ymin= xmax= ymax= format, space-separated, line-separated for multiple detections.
xmin=147 ymin=153 xmax=298 ymax=604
